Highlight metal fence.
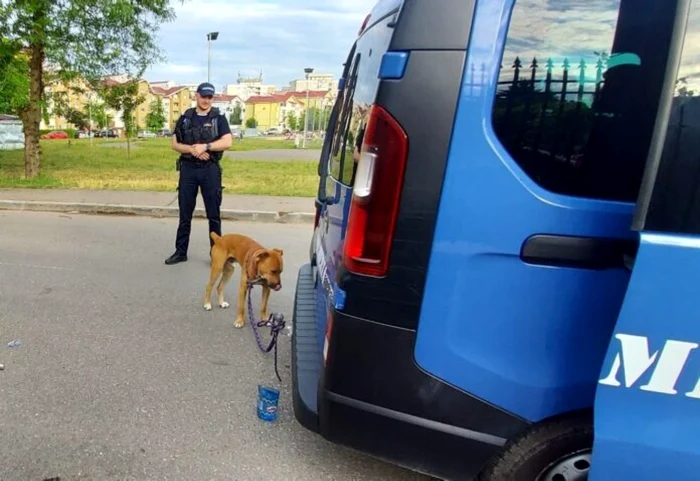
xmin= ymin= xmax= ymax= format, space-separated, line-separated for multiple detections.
xmin=491 ymin=55 xmax=608 ymax=164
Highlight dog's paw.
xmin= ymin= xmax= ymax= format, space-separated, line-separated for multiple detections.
xmin=219 ymin=301 xmax=230 ymax=309
xmin=261 ymin=311 xmax=269 ymax=320
xmin=204 ymin=303 xmax=212 ymax=311
xmin=233 ymin=317 xmax=244 ymax=328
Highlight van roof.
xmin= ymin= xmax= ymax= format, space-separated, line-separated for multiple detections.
xmin=370 ymin=0 xmax=402 ymax=16
xmin=366 ymin=0 xmax=403 ymax=29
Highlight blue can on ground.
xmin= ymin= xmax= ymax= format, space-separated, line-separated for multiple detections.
xmin=257 ymin=385 xmax=280 ymax=421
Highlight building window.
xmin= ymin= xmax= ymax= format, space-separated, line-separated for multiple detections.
xmin=491 ymin=0 xmax=670 ymax=202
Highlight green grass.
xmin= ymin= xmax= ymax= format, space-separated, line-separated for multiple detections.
xmin=0 ymin=137 xmax=321 ymax=197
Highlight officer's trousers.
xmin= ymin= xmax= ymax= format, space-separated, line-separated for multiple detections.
xmin=175 ymin=160 xmax=222 ymax=255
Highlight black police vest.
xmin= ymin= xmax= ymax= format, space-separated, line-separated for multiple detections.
xmin=178 ymin=107 xmax=223 ymax=162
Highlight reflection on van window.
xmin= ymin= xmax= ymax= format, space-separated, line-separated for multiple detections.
xmin=327 ymin=14 xmax=394 ymax=188
xmin=492 ymin=0 xmax=669 ymax=202
xmin=644 ymin=1 xmax=700 ymax=234
xmin=328 ymin=54 xmax=360 ymax=186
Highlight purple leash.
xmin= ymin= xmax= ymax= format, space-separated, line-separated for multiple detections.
xmin=246 ymin=280 xmax=286 ymax=382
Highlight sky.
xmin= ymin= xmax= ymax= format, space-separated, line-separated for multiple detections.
xmin=144 ymin=0 xmax=377 ymax=90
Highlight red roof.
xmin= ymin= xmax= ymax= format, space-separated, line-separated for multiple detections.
xmin=152 ymin=86 xmax=187 ymax=96
xmin=246 ymin=90 xmax=329 ymax=104
xmin=246 ymin=94 xmax=285 ymax=104
xmin=213 ymin=94 xmax=242 ymax=102
xmin=284 ymin=90 xmax=329 ymax=100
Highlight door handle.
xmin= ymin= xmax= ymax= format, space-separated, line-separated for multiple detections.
xmin=520 ymin=234 xmax=638 ymax=270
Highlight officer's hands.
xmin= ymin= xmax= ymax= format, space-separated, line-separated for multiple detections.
xmin=198 ymin=152 xmax=210 ymax=161
xmin=192 ymin=144 xmax=208 ymax=157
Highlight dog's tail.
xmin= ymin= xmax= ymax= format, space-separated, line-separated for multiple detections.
xmin=210 ymin=232 xmax=223 ymax=246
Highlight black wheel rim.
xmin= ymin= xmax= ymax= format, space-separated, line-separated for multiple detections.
xmin=536 ymin=449 xmax=591 ymax=481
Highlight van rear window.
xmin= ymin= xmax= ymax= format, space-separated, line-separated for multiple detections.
xmin=327 ymin=14 xmax=394 ymax=187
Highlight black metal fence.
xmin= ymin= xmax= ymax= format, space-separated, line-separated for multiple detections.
xmin=491 ymin=55 xmax=608 ymax=164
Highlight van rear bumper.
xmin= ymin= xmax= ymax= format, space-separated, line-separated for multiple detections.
xmin=291 ymin=264 xmax=525 ymax=480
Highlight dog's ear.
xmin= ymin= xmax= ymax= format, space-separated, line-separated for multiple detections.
xmin=254 ymin=251 xmax=270 ymax=262
xmin=272 ymin=248 xmax=283 ymax=256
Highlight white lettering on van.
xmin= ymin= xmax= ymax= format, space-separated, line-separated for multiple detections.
xmin=599 ymin=333 xmax=699 ymax=397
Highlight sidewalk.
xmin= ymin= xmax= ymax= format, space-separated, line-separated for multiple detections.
xmin=0 ymin=188 xmax=316 ymax=223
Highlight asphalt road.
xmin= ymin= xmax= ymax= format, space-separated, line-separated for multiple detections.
xmin=0 ymin=211 xmax=433 ymax=481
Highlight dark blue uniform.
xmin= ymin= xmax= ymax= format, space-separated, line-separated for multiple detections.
xmin=166 ymin=105 xmax=231 ymax=264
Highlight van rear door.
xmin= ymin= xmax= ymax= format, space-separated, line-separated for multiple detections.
xmin=413 ymin=0 xmax=672 ymax=423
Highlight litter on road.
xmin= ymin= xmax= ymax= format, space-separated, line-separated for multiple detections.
xmin=8 ymin=340 xmax=21 ymax=348
xmin=257 ymin=385 xmax=280 ymax=422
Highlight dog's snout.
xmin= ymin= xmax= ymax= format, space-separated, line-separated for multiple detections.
xmin=273 ymin=284 xmax=282 ymax=291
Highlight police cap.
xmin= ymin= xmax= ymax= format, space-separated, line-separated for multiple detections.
xmin=196 ymin=82 xmax=215 ymax=97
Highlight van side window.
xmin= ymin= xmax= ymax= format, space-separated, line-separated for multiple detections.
xmin=492 ymin=0 xmax=666 ymax=202
xmin=328 ymin=54 xmax=360 ymax=186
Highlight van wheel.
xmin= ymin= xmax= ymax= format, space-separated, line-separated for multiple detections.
xmin=479 ymin=414 xmax=593 ymax=481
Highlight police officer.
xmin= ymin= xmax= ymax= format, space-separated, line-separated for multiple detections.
xmin=165 ymin=82 xmax=233 ymax=265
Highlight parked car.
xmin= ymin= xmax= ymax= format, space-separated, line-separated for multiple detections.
xmin=96 ymin=129 xmax=118 ymax=138
xmin=41 ymin=131 xmax=68 ymax=140
xmin=137 ymin=130 xmax=157 ymax=139
xmin=265 ymin=127 xmax=284 ymax=136
xmin=156 ymin=129 xmax=172 ymax=137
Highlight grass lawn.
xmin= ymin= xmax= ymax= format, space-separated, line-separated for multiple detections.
xmin=0 ymin=137 xmax=322 ymax=197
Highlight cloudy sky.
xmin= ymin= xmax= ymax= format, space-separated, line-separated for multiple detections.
xmin=144 ymin=0 xmax=377 ymax=90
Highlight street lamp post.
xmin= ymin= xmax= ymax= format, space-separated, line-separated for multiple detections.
xmin=207 ymin=32 xmax=219 ymax=83
xmin=303 ymin=67 xmax=313 ymax=148
xmin=88 ymin=91 xmax=94 ymax=147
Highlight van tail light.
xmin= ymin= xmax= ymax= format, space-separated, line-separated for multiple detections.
xmin=323 ymin=311 xmax=334 ymax=366
xmin=342 ymin=105 xmax=408 ymax=277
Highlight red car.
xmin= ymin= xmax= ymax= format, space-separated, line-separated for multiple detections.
xmin=41 ymin=131 xmax=69 ymax=139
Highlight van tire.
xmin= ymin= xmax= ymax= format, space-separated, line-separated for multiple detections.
xmin=478 ymin=413 xmax=593 ymax=481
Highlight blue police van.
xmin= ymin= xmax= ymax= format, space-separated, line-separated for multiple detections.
xmin=291 ymin=0 xmax=700 ymax=479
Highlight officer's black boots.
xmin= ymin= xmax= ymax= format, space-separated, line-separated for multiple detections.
xmin=165 ymin=252 xmax=188 ymax=265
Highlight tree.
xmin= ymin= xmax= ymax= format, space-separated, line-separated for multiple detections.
xmin=245 ymin=117 xmax=258 ymax=129
xmin=287 ymin=113 xmax=298 ymax=131
xmin=0 ymin=40 xmax=30 ymax=116
xmin=146 ymin=97 xmax=167 ymax=132
xmin=86 ymin=102 xmax=111 ymax=130
xmin=677 ymin=78 xmax=696 ymax=98
xmin=0 ymin=0 xmax=176 ymax=178
xmin=299 ymin=107 xmax=322 ymax=133
xmin=101 ymin=81 xmax=146 ymax=158
xmin=230 ymin=104 xmax=243 ymax=125
xmin=63 ymin=107 xmax=89 ymax=131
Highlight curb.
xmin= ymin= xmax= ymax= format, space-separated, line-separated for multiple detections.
xmin=0 ymin=200 xmax=315 ymax=224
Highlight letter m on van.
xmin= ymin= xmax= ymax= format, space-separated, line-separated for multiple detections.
xmin=599 ymin=333 xmax=700 ymax=398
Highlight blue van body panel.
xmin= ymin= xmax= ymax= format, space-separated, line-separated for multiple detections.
xmin=591 ymin=233 xmax=700 ymax=480
xmin=379 ymin=51 xmax=409 ymax=79
xmin=413 ymin=0 xmax=636 ymax=423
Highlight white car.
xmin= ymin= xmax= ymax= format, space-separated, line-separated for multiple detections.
xmin=138 ymin=131 xmax=157 ymax=139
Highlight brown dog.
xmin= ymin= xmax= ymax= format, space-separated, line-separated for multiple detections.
xmin=204 ymin=232 xmax=283 ymax=328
